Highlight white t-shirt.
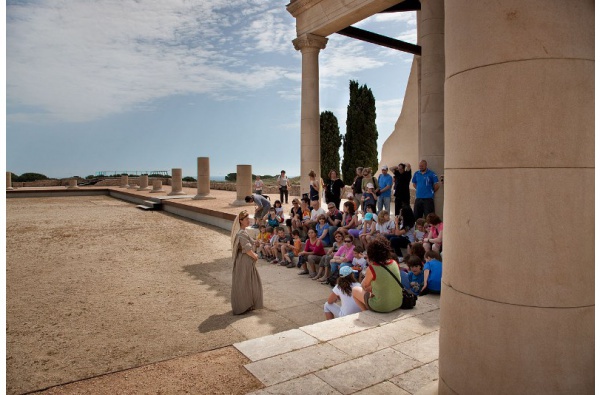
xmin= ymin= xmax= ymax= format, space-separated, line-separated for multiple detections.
xmin=310 ymin=207 xmax=326 ymax=221
xmin=376 ymin=220 xmax=395 ymax=235
xmin=333 ymin=283 xmax=363 ymax=317
xmin=277 ymin=175 xmax=288 ymax=187
xmin=254 ymin=180 xmax=264 ymax=190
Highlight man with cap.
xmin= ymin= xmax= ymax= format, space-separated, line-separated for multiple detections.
xmin=376 ymin=165 xmax=394 ymax=213
xmin=411 ymin=160 xmax=440 ymax=219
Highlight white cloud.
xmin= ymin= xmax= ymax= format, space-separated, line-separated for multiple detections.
xmin=320 ymin=38 xmax=386 ymax=87
xmin=6 ymin=0 xmax=297 ymax=123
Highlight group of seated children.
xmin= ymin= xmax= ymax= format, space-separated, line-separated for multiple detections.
xmin=324 ymin=236 xmax=443 ymax=320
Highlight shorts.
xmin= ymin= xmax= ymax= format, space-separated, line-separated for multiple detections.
xmin=363 ymin=291 xmax=372 ymax=310
xmin=287 ymin=252 xmax=295 ymax=259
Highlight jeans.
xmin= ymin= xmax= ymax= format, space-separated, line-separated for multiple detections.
xmin=377 ymin=196 xmax=391 ymax=213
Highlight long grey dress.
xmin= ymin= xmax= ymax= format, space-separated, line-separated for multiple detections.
xmin=231 ymin=229 xmax=264 ymax=315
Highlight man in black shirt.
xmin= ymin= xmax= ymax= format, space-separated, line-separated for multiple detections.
xmin=390 ymin=163 xmax=412 ymax=217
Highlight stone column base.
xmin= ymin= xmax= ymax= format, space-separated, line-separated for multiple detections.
xmin=149 ymin=188 xmax=164 ymax=193
xmin=137 ymin=187 xmax=151 ymax=191
xmin=120 ymin=185 xmax=130 ymax=188
xmin=168 ymin=190 xmax=186 ymax=196
xmin=193 ymin=194 xmax=216 ymax=200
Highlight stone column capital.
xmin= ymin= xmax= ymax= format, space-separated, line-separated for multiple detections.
xmin=293 ymin=33 xmax=328 ymax=52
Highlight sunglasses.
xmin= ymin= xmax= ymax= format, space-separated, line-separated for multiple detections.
xmin=344 ymin=240 xmax=352 ymax=243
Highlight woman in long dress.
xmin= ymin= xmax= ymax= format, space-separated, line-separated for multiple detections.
xmin=230 ymin=210 xmax=263 ymax=315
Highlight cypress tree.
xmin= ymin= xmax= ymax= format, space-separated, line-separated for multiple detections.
xmin=320 ymin=111 xmax=342 ymax=180
xmin=341 ymin=80 xmax=379 ymax=185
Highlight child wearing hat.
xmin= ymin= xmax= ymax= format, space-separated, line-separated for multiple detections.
xmin=323 ymin=266 xmax=362 ymax=320
xmin=361 ymin=182 xmax=378 ymax=213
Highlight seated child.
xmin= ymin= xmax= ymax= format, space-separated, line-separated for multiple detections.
xmin=263 ymin=230 xmax=278 ymax=262
xmin=323 ymin=266 xmax=362 ymax=320
xmin=407 ymin=255 xmax=425 ymax=295
xmin=263 ymin=207 xmax=282 ymax=231
xmin=271 ymin=227 xmax=290 ymax=265
xmin=273 ymin=200 xmax=285 ymax=217
xmin=254 ymin=225 xmax=272 ymax=259
xmin=353 ymin=246 xmax=368 ymax=282
xmin=421 ymin=250 xmax=442 ymax=295
xmin=414 ymin=218 xmax=426 ymax=243
xmin=282 ymin=229 xmax=302 ymax=268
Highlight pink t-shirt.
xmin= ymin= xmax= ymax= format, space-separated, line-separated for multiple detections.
xmin=334 ymin=244 xmax=355 ymax=263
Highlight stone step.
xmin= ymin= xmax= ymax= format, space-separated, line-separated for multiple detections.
xmin=136 ymin=200 xmax=162 ymax=211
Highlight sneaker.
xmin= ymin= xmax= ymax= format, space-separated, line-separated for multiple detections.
xmin=286 ymin=262 xmax=295 ymax=268
xmin=272 ymin=259 xmax=279 ymax=264
xmin=297 ymin=270 xmax=309 ymax=275
xmin=279 ymin=261 xmax=288 ymax=266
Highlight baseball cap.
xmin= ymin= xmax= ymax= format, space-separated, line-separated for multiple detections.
xmin=339 ymin=266 xmax=353 ymax=277
xmin=381 ymin=165 xmax=388 ymax=170
xmin=366 ymin=183 xmax=374 ymax=189
xmin=365 ymin=213 xmax=373 ymax=221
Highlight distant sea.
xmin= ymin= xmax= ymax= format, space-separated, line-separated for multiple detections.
xmin=210 ymin=176 xmax=227 ymax=181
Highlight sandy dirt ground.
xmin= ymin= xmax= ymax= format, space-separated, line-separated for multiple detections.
xmin=6 ymin=196 xmax=265 ymax=394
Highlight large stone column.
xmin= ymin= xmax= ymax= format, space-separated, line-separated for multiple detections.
xmin=439 ymin=1 xmax=594 ymax=394
xmin=232 ymin=164 xmax=252 ymax=206
xmin=293 ymin=34 xmax=328 ymax=195
xmin=6 ymin=172 xmax=14 ymax=190
xmin=418 ymin=0 xmax=445 ymax=217
xmin=193 ymin=157 xmax=213 ymax=200
xmin=67 ymin=179 xmax=78 ymax=189
xmin=150 ymin=179 xmax=164 ymax=193
xmin=168 ymin=168 xmax=186 ymax=196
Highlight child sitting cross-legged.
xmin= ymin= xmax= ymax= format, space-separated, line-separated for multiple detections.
xmin=323 ymin=266 xmax=362 ymax=320
xmin=407 ymin=255 xmax=425 ymax=295
xmin=421 ymin=250 xmax=442 ymax=295
xmin=314 ymin=231 xmax=344 ymax=282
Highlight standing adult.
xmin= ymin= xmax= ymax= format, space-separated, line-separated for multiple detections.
xmin=254 ymin=175 xmax=264 ymax=195
xmin=361 ymin=168 xmax=378 ymax=194
xmin=277 ymin=170 xmax=290 ymax=204
xmin=308 ymin=170 xmax=321 ymax=202
xmin=324 ymin=170 xmax=345 ymax=209
xmin=244 ymin=194 xmax=271 ymax=228
xmin=352 ymin=167 xmax=364 ymax=211
xmin=411 ymin=160 xmax=440 ymax=219
xmin=390 ymin=163 xmax=412 ymax=217
xmin=376 ymin=165 xmax=394 ymax=213
xmin=230 ymin=210 xmax=263 ymax=315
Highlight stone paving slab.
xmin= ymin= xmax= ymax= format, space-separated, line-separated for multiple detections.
xmin=300 ymin=312 xmax=386 ymax=342
xmin=328 ymin=320 xmax=422 ymax=358
xmin=394 ymin=330 xmax=439 ymax=364
xmin=315 ymin=348 xmax=422 ymax=394
xmin=244 ymin=343 xmax=352 ymax=387
xmin=276 ymin=301 xmax=328 ymax=328
xmin=228 ymin=309 xmax=298 ymax=339
xmin=248 ymin=374 xmax=342 ymax=395
xmin=354 ymin=381 xmax=412 ymax=395
xmin=390 ymin=361 xmax=439 ymax=394
xmin=234 ymin=328 xmax=319 ymax=362
xmin=391 ymin=310 xmax=440 ymax=335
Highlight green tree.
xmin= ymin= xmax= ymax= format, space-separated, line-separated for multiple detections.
xmin=182 ymin=176 xmax=197 ymax=182
xmin=341 ymin=80 xmax=379 ymax=185
xmin=17 ymin=172 xmax=49 ymax=182
xmin=320 ymin=111 xmax=342 ymax=180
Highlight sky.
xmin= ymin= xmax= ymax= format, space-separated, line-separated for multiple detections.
xmin=6 ymin=0 xmax=417 ymax=179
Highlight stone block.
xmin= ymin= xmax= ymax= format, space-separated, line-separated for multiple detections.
xmin=234 ymin=328 xmax=319 ymax=362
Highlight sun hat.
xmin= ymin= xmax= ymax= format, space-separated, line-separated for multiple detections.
xmin=381 ymin=165 xmax=388 ymax=170
xmin=339 ymin=266 xmax=353 ymax=278
xmin=365 ymin=213 xmax=373 ymax=221
xmin=366 ymin=183 xmax=374 ymax=189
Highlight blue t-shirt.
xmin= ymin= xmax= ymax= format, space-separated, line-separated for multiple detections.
xmin=407 ymin=271 xmax=424 ymax=295
xmin=423 ymin=259 xmax=442 ymax=292
xmin=316 ymin=223 xmax=331 ymax=245
xmin=377 ymin=173 xmax=393 ymax=198
xmin=411 ymin=169 xmax=439 ymax=199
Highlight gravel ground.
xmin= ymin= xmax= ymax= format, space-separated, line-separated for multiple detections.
xmin=7 ymin=196 xmax=263 ymax=394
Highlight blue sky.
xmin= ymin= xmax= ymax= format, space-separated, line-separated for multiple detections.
xmin=6 ymin=0 xmax=416 ymax=179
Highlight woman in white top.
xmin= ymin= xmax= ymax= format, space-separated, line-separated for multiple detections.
xmin=323 ymin=266 xmax=362 ymax=319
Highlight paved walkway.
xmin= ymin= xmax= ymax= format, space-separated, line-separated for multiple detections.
xmin=235 ymin=294 xmax=440 ymax=395
xmin=9 ymin=186 xmax=440 ymax=394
